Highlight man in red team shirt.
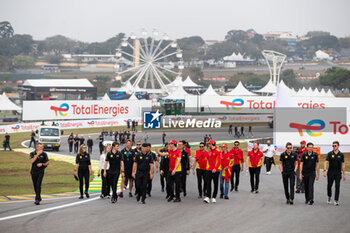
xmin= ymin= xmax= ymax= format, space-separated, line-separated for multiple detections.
xmin=193 ymin=142 xmax=209 ymax=199
xmin=295 ymin=140 xmax=307 ymax=193
xmin=166 ymin=139 xmax=182 ymax=203
xmin=246 ymin=141 xmax=264 ymax=193
xmin=219 ymin=143 xmax=233 ymax=200
xmin=204 ymin=139 xmax=221 ymax=204
xmin=230 ymin=141 xmax=244 ymax=192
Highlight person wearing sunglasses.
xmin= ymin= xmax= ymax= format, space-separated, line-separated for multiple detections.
xmin=279 ymin=142 xmax=298 ymax=205
xmin=230 ymin=141 xmax=244 ymax=192
xmin=75 ymin=144 xmax=92 ymax=199
xmin=204 ymin=139 xmax=221 ymax=204
xmin=299 ymin=142 xmax=320 ymax=205
xmin=193 ymin=142 xmax=208 ymax=199
xmin=324 ymin=141 xmax=346 ymax=206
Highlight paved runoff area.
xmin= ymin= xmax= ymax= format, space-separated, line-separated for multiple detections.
xmin=1 ymin=127 xmax=349 ymax=233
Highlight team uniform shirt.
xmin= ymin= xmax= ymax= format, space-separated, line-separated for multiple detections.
xmin=300 ymin=151 xmax=319 ymax=175
xmin=195 ymin=150 xmax=209 ymax=170
xmin=134 ymin=152 xmax=153 ymax=173
xmin=168 ymin=148 xmax=182 ymax=172
xmin=326 ymin=151 xmax=344 ymax=174
xmin=185 ymin=147 xmax=192 ymax=159
xmin=247 ymin=149 xmax=264 ymax=168
xmin=75 ymin=153 xmax=91 ymax=170
xmin=99 ymin=153 xmax=110 ymax=170
xmin=180 ymin=149 xmax=190 ymax=172
xmin=159 ymin=149 xmax=170 ymax=172
xmin=29 ymin=151 xmax=49 ymax=174
xmin=279 ymin=151 xmax=297 ymax=174
xmin=263 ymin=145 xmax=275 ymax=158
xmin=295 ymin=147 xmax=307 ymax=167
xmin=121 ymin=148 xmax=135 ymax=173
xmin=230 ymin=148 xmax=244 ymax=165
xmin=208 ymin=147 xmax=221 ymax=171
xmin=106 ymin=151 xmax=122 ymax=175
xmin=220 ymin=151 xmax=233 ymax=170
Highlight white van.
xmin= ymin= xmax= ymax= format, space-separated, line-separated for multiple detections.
xmin=36 ymin=126 xmax=61 ymax=151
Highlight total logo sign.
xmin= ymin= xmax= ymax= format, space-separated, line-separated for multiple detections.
xmin=11 ymin=125 xmax=20 ymax=131
xmin=290 ymin=119 xmax=350 ymax=136
xmin=87 ymin=121 xmax=95 ymax=126
xmin=50 ymin=103 xmax=69 ymax=116
xmin=220 ymin=98 xmax=244 ymax=110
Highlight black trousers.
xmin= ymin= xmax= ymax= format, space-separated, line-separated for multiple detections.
xmin=136 ymin=172 xmax=150 ymax=202
xmin=74 ymin=143 xmax=79 ymax=153
xmin=249 ymin=167 xmax=261 ymax=191
xmin=296 ymin=166 xmax=305 ymax=192
xmin=282 ymin=172 xmax=295 ymax=200
xmin=205 ymin=171 xmax=220 ymax=199
xmin=265 ymin=157 xmax=274 ymax=172
xmin=31 ymin=172 xmax=44 ymax=201
xmin=160 ymin=171 xmax=168 ymax=190
xmin=88 ymin=146 xmax=92 ymax=155
xmin=4 ymin=142 xmax=11 ymax=150
xmin=231 ymin=164 xmax=241 ymax=190
xmin=68 ymin=143 xmax=73 ymax=153
xmin=147 ymin=178 xmax=153 ymax=195
xmin=181 ymin=171 xmax=187 ymax=195
xmin=303 ymin=173 xmax=316 ymax=202
xmin=101 ymin=169 xmax=110 ymax=196
xmin=109 ymin=171 xmax=120 ymax=199
xmin=99 ymin=144 xmax=104 ymax=155
xmin=327 ymin=172 xmax=342 ymax=201
xmin=78 ymin=168 xmax=90 ymax=195
xmin=196 ymin=169 xmax=206 ymax=197
xmin=167 ymin=171 xmax=181 ymax=199
xmin=29 ymin=138 xmax=36 ymax=148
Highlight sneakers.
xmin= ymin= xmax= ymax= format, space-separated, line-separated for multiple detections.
xmin=286 ymin=200 xmax=290 ymax=204
xmin=198 ymin=195 xmax=202 ymax=199
xmin=136 ymin=195 xmax=140 ymax=202
xmin=224 ymin=196 xmax=229 ymax=200
xmin=167 ymin=197 xmax=174 ymax=202
xmin=230 ymin=188 xmax=234 ymax=192
xmin=250 ymin=190 xmax=255 ymax=193
xmin=266 ymin=171 xmax=271 ymax=175
xmin=161 ymin=188 xmax=165 ymax=192
xmin=334 ymin=201 xmax=339 ymax=206
xmin=111 ymin=198 xmax=116 ymax=204
xmin=289 ymin=200 xmax=294 ymax=205
xmin=118 ymin=192 xmax=124 ymax=198
xmin=129 ymin=192 xmax=133 ymax=198
xmin=211 ymin=198 xmax=216 ymax=203
xmin=220 ymin=194 xmax=224 ymax=199
xmin=79 ymin=195 xmax=84 ymax=199
xmin=308 ymin=200 xmax=314 ymax=205
xmin=327 ymin=197 xmax=332 ymax=204
xmin=235 ymin=188 xmax=238 ymax=192
xmin=173 ymin=198 xmax=181 ymax=203
xmin=85 ymin=192 xmax=89 ymax=198
xmin=203 ymin=197 xmax=210 ymax=203
xmin=34 ymin=200 xmax=40 ymax=205
xmin=296 ymin=190 xmax=300 ymax=193
xmin=100 ymin=194 xmax=105 ymax=199
xmin=255 ymin=190 xmax=259 ymax=194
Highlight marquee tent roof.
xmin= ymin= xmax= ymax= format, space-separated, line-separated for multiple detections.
xmin=226 ymin=81 xmax=256 ymax=96
xmin=0 ymin=92 xmax=22 ymax=111
xmin=201 ymin=84 xmax=219 ymax=96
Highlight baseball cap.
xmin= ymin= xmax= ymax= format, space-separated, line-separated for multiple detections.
xmin=208 ymin=139 xmax=216 ymax=145
xmin=220 ymin=143 xmax=228 ymax=147
xmin=169 ymin=139 xmax=177 ymax=145
xmin=300 ymin=140 xmax=306 ymax=144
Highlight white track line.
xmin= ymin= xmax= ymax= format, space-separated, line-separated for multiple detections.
xmin=0 ymin=197 xmax=99 ymax=221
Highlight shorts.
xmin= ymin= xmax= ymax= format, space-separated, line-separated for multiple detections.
xmin=124 ymin=170 xmax=133 ymax=179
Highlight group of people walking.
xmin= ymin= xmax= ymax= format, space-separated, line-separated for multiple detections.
xmin=29 ymin=133 xmax=346 ymax=207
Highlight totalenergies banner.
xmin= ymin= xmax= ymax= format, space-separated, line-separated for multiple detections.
xmin=0 ymin=118 xmax=141 ymax=134
xmin=185 ymin=95 xmax=350 ymax=114
xmin=23 ymin=100 xmax=152 ymax=121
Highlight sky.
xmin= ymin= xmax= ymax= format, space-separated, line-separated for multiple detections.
xmin=0 ymin=0 xmax=349 ymax=42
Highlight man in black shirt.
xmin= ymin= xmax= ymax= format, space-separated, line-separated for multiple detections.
xmin=87 ymin=136 xmax=93 ymax=154
xmin=324 ymin=141 xmax=346 ymax=206
xmin=29 ymin=143 xmax=50 ymax=205
xmin=104 ymin=142 xmax=124 ymax=204
xmin=132 ymin=143 xmax=154 ymax=204
xmin=179 ymin=140 xmax=190 ymax=196
xmin=120 ymin=140 xmax=136 ymax=198
xmin=156 ymin=143 xmax=170 ymax=194
xmin=300 ymin=142 xmax=320 ymax=205
xmin=4 ymin=133 xmax=11 ymax=151
xmin=74 ymin=134 xmax=80 ymax=154
xmin=162 ymin=132 xmax=166 ymax=145
xmin=98 ymin=134 xmax=104 ymax=154
xmin=131 ymin=132 xmax=136 ymax=146
xmin=146 ymin=143 xmax=158 ymax=197
xmin=68 ymin=133 xmax=74 ymax=154
xmin=29 ymin=130 xmax=36 ymax=148
xmin=80 ymin=136 xmax=85 ymax=146
xmin=279 ymin=142 xmax=298 ymax=205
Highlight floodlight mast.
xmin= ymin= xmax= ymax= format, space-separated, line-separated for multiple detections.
xmin=262 ymin=50 xmax=287 ymax=85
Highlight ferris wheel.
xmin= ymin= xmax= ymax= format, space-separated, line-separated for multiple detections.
xmin=115 ymin=29 xmax=184 ymax=93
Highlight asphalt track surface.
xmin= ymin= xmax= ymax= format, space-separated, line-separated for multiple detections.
xmin=4 ymin=127 xmax=349 ymax=233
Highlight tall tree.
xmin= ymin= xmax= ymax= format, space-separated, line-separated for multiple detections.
xmin=0 ymin=21 xmax=14 ymax=38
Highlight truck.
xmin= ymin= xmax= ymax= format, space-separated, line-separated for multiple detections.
xmin=36 ymin=126 xmax=61 ymax=151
